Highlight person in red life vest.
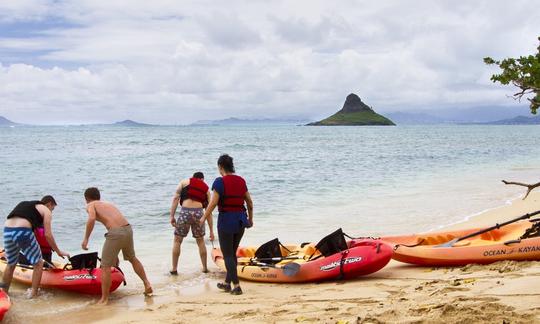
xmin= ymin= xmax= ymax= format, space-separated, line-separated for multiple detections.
xmin=200 ymin=155 xmax=253 ymax=295
xmin=2 ymin=195 xmax=70 ymax=297
xmin=169 ymin=172 xmax=212 ymax=274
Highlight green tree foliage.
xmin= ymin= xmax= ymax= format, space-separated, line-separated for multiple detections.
xmin=484 ymin=37 xmax=540 ymax=114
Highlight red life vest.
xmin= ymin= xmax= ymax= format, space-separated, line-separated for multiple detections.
xmin=181 ymin=178 xmax=209 ymax=205
xmin=218 ymin=175 xmax=247 ymax=212
xmin=34 ymin=227 xmax=52 ymax=254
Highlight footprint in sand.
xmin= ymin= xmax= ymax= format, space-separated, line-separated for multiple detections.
xmin=228 ymin=309 xmax=259 ymax=319
xmin=272 ymin=309 xmax=289 ymax=316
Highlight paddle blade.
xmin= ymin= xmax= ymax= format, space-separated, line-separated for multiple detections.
xmin=282 ymin=262 xmax=300 ymax=277
xmin=435 ymin=238 xmax=459 ymax=248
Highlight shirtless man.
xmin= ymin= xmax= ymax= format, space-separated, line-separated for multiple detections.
xmin=81 ymin=187 xmax=152 ymax=305
xmin=2 ymin=196 xmax=69 ymax=298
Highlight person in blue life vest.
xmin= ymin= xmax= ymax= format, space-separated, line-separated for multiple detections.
xmin=169 ymin=172 xmax=212 ymax=274
xmin=2 ymin=195 xmax=70 ymax=298
xmin=200 ymin=154 xmax=253 ymax=295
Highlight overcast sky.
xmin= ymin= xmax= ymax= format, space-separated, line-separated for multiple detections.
xmin=0 ymin=0 xmax=538 ymax=124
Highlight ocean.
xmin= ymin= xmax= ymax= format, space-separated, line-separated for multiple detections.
xmin=2 ymin=124 xmax=540 ymax=298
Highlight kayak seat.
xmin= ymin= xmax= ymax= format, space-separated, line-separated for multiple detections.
xmin=478 ymin=230 xmax=503 ymax=241
xmin=425 ymin=235 xmax=458 ymax=245
xmin=303 ymin=245 xmax=320 ymax=260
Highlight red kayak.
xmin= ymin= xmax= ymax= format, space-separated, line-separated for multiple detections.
xmin=0 ymin=289 xmax=11 ymax=321
xmin=0 ymin=251 xmax=124 ymax=295
xmin=213 ymin=233 xmax=392 ymax=283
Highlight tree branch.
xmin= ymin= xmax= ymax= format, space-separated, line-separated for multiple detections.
xmin=502 ymin=180 xmax=540 ymax=199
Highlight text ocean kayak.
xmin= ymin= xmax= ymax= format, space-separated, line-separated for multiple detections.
xmin=382 ymin=221 xmax=540 ymax=266
xmin=0 ymin=251 xmax=124 ymax=295
xmin=212 ymin=238 xmax=392 ymax=283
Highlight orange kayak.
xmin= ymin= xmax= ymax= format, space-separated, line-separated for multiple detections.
xmin=212 ymin=238 xmax=392 ymax=283
xmin=0 ymin=251 xmax=124 ymax=295
xmin=382 ymin=221 xmax=540 ymax=266
xmin=0 ymin=289 xmax=10 ymax=321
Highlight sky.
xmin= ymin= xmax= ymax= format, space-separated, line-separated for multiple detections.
xmin=0 ymin=0 xmax=538 ymax=125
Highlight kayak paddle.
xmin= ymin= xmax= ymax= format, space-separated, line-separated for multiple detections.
xmin=243 ymin=261 xmax=301 ymax=277
xmin=436 ymin=209 xmax=540 ymax=248
xmin=249 ymin=256 xmax=302 ymax=263
xmin=282 ymin=262 xmax=301 ymax=276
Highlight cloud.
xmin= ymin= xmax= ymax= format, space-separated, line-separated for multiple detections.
xmin=0 ymin=0 xmax=538 ymax=124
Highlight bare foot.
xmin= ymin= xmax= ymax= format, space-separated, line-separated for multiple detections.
xmin=202 ymin=268 xmax=209 ymax=273
xmin=26 ymin=288 xmax=39 ymax=299
xmin=96 ymin=298 xmax=109 ymax=305
xmin=144 ymin=285 xmax=153 ymax=296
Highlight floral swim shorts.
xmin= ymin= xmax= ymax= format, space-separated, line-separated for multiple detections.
xmin=175 ymin=207 xmax=205 ymax=238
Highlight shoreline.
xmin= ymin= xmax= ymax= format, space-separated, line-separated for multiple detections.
xmin=6 ymin=191 xmax=540 ymax=323
xmin=444 ymin=191 xmax=540 ymax=231
xmin=428 ymin=192 xmax=523 ymax=232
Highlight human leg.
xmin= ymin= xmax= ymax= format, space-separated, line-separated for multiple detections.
xmin=195 ymin=237 xmax=208 ymax=272
xmin=1 ymin=265 xmax=15 ymax=292
xmin=121 ymin=226 xmax=152 ymax=295
xmin=128 ymin=257 xmax=152 ymax=295
xmin=18 ymin=229 xmax=43 ymax=297
xmin=231 ymin=228 xmax=245 ymax=268
xmin=218 ymin=230 xmax=235 ymax=284
xmin=191 ymin=208 xmax=207 ymax=272
xmin=171 ymin=209 xmax=190 ymax=274
xmin=229 ymin=228 xmax=245 ymax=287
xmin=100 ymin=231 xmax=122 ymax=304
xmin=171 ymin=235 xmax=183 ymax=274
xmin=99 ymin=266 xmax=111 ymax=304
xmin=2 ymin=229 xmax=20 ymax=292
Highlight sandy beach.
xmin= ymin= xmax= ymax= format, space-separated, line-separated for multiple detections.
xmin=5 ymin=190 xmax=540 ymax=323
xmin=2 ymin=1 xmax=539 ymax=323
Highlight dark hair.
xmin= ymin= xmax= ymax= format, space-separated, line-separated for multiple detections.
xmin=84 ymin=187 xmax=101 ymax=201
xmin=192 ymin=172 xmax=204 ymax=179
xmin=41 ymin=195 xmax=57 ymax=206
xmin=217 ymin=154 xmax=235 ymax=173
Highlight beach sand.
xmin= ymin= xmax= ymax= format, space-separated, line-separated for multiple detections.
xmin=7 ymin=192 xmax=540 ymax=323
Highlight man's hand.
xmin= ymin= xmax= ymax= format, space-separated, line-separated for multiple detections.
xmin=209 ymin=231 xmax=215 ymax=242
xmin=170 ymin=216 xmax=176 ymax=227
xmin=199 ymin=216 xmax=206 ymax=226
xmin=247 ymin=217 xmax=254 ymax=228
xmin=57 ymin=250 xmax=70 ymax=259
xmin=81 ymin=239 xmax=89 ymax=251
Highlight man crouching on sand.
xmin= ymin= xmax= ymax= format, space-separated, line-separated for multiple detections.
xmin=81 ymin=187 xmax=152 ymax=305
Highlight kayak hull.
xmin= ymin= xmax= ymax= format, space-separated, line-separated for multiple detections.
xmin=382 ymin=221 xmax=540 ymax=266
xmin=0 ymin=289 xmax=10 ymax=321
xmin=0 ymin=251 xmax=124 ymax=295
xmin=212 ymin=239 xmax=392 ymax=283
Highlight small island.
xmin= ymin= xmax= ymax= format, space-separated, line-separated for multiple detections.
xmin=307 ymin=93 xmax=395 ymax=126
xmin=112 ymin=119 xmax=152 ymax=127
xmin=480 ymin=115 xmax=540 ymax=125
xmin=0 ymin=116 xmax=20 ymax=127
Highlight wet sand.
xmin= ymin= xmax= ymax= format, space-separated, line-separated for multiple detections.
xmin=6 ymin=192 xmax=540 ymax=323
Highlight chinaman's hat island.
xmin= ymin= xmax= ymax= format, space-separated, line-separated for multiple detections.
xmin=307 ymin=93 xmax=395 ymax=126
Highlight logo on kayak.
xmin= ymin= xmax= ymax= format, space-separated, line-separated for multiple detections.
xmin=320 ymin=257 xmax=362 ymax=271
xmin=483 ymin=245 xmax=540 ymax=257
xmin=251 ymin=273 xmax=278 ymax=279
xmin=63 ymin=274 xmax=96 ymax=281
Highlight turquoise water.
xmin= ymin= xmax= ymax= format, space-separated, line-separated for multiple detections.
xmin=2 ymin=125 xmax=540 ymax=289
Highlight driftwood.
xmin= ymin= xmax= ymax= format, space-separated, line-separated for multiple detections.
xmin=502 ymin=180 xmax=540 ymax=199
